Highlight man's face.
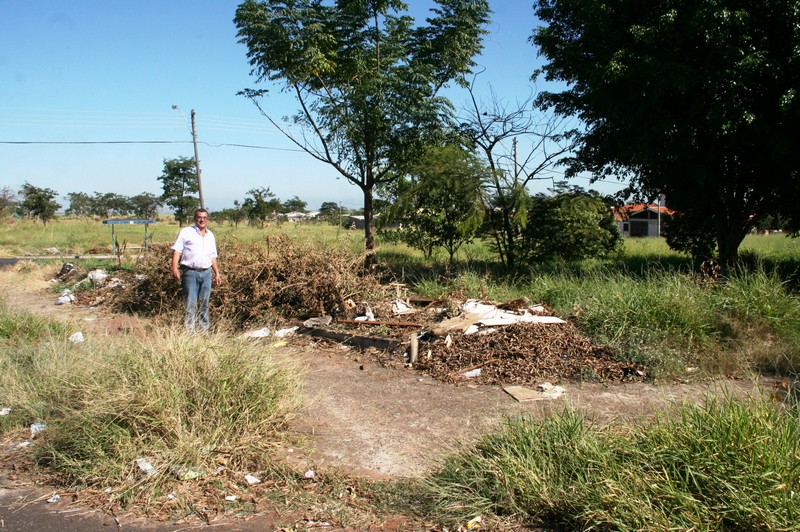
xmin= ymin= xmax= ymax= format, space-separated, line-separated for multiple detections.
xmin=195 ymin=212 xmax=208 ymax=228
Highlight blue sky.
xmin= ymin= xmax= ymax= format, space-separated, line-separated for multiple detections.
xmin=1 ymin=1 xmax=627 ymax=213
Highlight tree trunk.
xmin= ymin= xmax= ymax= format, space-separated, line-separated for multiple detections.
xmin=715 ymin=208 xmax=751 ymax=276
xmin=363 ymin=186 xmax=376 ymax=270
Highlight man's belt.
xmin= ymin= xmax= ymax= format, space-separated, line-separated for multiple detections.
xmin=180 ymin=265 xmax=210 ymax=272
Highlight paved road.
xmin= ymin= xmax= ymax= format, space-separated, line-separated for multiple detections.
xmin=0 ymin=487 xmax=282 ymax=531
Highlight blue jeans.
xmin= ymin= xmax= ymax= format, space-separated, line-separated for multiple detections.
xmin=181 ymin=268 xmax=212 ymax=331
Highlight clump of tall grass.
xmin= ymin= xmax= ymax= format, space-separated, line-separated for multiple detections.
xmin=421 ymin=395 xmax=800 ymax=530
xmin=0 ymin=303 xmax=301 ymax=507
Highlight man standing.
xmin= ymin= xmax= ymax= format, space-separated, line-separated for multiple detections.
xmin=171 ymin=209 xmax=221 ymax=331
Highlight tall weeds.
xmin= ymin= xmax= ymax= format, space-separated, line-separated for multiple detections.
xmin=0 ymin=302 xmax=301 ymax=505
xmin=421 ymin=396 xmax=800 ymax=530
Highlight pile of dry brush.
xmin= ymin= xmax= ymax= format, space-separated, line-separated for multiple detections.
xmin=111 ymin=235 xmax=383 ymax=328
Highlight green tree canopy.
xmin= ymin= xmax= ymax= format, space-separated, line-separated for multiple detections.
xmin=234 ymin=0 xmax=491 ymax=265
xmin=17 ymin=182 xmax=61 ymax=226
xmin=129 ymin=192 xmax=162 ymax=219
xmin=382 ymin=142 xmax=486 ymax=264
xmin=281 ymin=195 xmax=307 ymax=214
xmin=520 ymin=184 xmax=621 ymax=262
xmin=532 ymin=0 xmax=800 ymax=271
xmin=158 ymin=157 xmax=199 ymax=226
xmin=243 ymin=187 xmax=281 ymax=228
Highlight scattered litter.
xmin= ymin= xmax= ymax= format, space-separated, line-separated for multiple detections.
xmin=16 ymin=441 xmax=32 ymax=449
xmin=434 ymin=299 xmax=565 ymax=335
xmin=275 ymin=326 xmax=299 ymax=337
xmin=391 ymin=299 xmax=415 ymax=315
xmin=462 ymin=368 xmax=482 ymax=379
xmin=46 ymin=493 xmax=61 ymax=503
xmin=243 ymin=327 xmax=271 ymax=338
xmin=0 ymin=407 xmax=10 ymax=416
xmin=47 ymin=248 xmax=62 ymax=256
xmin=87 ymin=269 xmax=108 ymax=287
xmin=166 ymin=492 xmax=176 ymax=500
xmin=538 ymin=382 xmax=566 ymax=398
xmin=68 ymin=331 xmax=85 ymax=343
xmin=244 ymin=474 xmax=261 ymax=485
xmin=174 ymin=467 xmax=202 ymax=481
xmin=465 ymin=515 xmax=483 ymax=529
xmin=303 ymin=469 xmax=316 ymax=479
xmin=106 ymin=277 xmax=124 ymax=289
xmin=55 ymin=289 xmax=77 ymax=305
xmin=225 ymin=495 xmax=237 ymax=502
xmin=30 ymin=421 xmax=47 ymax=436
xmin=135 ymin=458 xmax=156 ymax=477
xmin=303 ymin=315 xmax=332 ymax=327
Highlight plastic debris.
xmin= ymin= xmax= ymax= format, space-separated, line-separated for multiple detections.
xmin=135 ymin=458 xmax=156 ymax=477
xmin=303 ymin=469 xmax=316 ymax=479
xmin=303 ymin=315 xmax=332 ymax=327
xmin=391 ymin=299 xmax=415 ymax=315
xmin=106 ymin=278 xmax=124 ymax=289
xmin=87 ymin=269 xmax=108 ymax=287
xmin=55 ymin=289 xmax=77 ymax=305
xmin=30 ymin=421 xmax=47 ymax=436
xmin=537 ymin=382 xmax=566 ymax=399
xmin=166 ymin=492 xmax=176 ymax=500
xmin=462 ymin=368 xmax=482 ymax=379
xmin=46 ymin=493 xmax=61 ymax=503
xmin=225 ymin=495 xmax=237 ymax=502
xmin=243 ymin=327 xmax=271 ymax=338
xmin=0 ymin=407 xmax=10 ymax=416
xmin=244 ymin=474 xmax=261 ymax=485
xmin=275 ymin=326 xmax=299 ymax=337
xmin=465 ymin=515 xmax=483 ymax=529
xmin=175 ymin=467 xmax=202 ymax=481
xmin=68 ymin=331 xmax=85 ymax=343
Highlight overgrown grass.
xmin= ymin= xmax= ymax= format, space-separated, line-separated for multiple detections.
xmin=0 ymin=301 xmax=302 ymax=510
xmin=420 ymin=395 xmax=800 ymax=530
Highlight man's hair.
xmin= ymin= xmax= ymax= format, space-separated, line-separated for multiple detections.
xmin=194 ymin=209 xmax=209 ymax=218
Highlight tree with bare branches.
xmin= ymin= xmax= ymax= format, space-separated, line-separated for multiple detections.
xmin=459 ymin=82 xmax=572 ymax=268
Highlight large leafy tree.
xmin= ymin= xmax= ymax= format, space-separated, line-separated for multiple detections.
xmin=65 ymin=192 xmax=93 ymax=217
xmin=243 ymin=187 xmax=281 ymax=228
xmin=532 ymin=0 xmax=800 ymax=271
xmin=158 ymin=157 xmax=199 ymax=226
xmin=234 ymin=0 xmax=491 ymax=265
xmin=382 ymin=142 xmax=486 ymax=265
xmin=17 ymin=182 xmax=61 ymax=226
xmin=129 ymin=192 xmax=162 ymax=219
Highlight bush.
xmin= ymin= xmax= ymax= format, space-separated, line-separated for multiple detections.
xmin=519 ymin=187 xmax=621 ymax=262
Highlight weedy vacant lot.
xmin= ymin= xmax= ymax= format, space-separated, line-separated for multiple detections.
xmin=1 ymin=218 xmax=799 ymax=530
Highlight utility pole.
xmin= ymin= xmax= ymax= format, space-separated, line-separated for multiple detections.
xmin=190 ymin=109 xmax=205 ymax=210
xmin=172 ymin=105 xmax=204 ymax=210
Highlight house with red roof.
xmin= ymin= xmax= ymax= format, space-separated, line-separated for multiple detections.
xmin=612 ymin=203 xmax=674 ymax=237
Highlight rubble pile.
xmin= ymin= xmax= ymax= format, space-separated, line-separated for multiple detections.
xmin=413 ymin=322 xmax=645 ymax=384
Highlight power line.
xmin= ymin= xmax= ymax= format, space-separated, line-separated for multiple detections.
xmin=0 ymin=139 xmax=305 ymax=152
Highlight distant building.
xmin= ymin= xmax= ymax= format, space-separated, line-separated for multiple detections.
xmin=613 ymin=203 xmax=674 ymax=237
xmin=285 ymin=211 xmax=320 ymax=222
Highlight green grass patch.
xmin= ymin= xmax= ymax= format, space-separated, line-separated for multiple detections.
xmin=421 ymin=396 xmax=800 ymax=530
xmin=0 ymin=302 xmax=302 ymax=510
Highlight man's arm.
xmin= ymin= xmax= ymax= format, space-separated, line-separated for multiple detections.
xmin=211 ymin=256 xmax=221 ymax=284
xmin=171 ymin=250 xmax=182 ymax=281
